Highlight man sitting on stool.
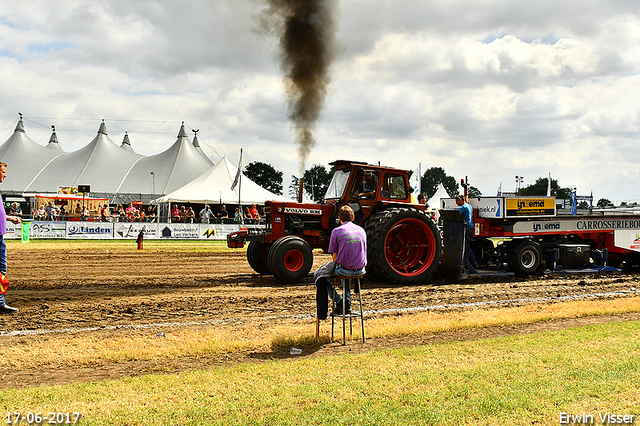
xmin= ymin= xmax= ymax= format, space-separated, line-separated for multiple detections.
xmin=314 ymin=205 xmax=367 ymax=319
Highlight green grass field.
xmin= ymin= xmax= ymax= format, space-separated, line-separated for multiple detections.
xmin=1 ymin=319 xmax=638 ymax=426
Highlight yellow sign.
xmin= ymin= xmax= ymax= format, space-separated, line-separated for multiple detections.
xmin=505 ymin=198 xmax=555 ymax=217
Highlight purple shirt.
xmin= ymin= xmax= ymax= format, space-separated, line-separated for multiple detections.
xmin=0 ymin=194 xmax=6 ymax=235
xmin=328 ymin=221 xmax=367 ymax=270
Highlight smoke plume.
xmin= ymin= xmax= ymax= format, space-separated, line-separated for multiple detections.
xmin=263 ymin=0 xmax=338 ymax=174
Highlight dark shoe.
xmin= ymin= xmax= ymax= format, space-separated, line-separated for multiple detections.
xmin=0 ymin=304 xmax=18 ymax=314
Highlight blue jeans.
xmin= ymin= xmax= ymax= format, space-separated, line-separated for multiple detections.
xmin=463 ymin=227 xmax=477 ymax=267
xmin=324 ymin=263 xmax=365 ymax=304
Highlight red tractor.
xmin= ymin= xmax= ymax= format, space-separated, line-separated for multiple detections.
xmin=227 ymin=160 xmax=442 ymax=284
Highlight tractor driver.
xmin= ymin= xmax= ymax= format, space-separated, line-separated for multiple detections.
xmin=314 ymin=205 xmax=367 ymax=319
xmin=353 ymin=171 xmax=377 ymax=199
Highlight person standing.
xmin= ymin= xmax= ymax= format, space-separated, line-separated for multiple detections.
xmin=216 ymin=204 xmax=229 ymax=220
xmin=314 ymin=205 xmax=367 ymax=319
xmin=455 ymin=194 xmax=477 ymax=270
xmin=0 ymin=162 xmax=22 ymax=314
xmin=185 ymin=207 xmax=195 ymax=223
xmin=199 ymin=205 xmax=212 ymax=223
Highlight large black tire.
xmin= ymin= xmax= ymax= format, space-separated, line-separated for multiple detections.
xmin=365 ymin=207 xmax=442 ymax=285
xmin=507 ymin=241 xmax=543 ymax=276
xmin=267 ymin=236 xmax=314 ymax=284
xmin=247 ymin=240 xmax=271 ymax=275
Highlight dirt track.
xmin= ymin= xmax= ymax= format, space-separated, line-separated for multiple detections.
xmin=1 ymin=242 xmax=639 ymax=388
xmin=3 ymin=244 xmax=638 ymax=332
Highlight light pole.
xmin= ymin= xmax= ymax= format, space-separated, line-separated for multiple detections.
xmin=515 ymin=176 xmax=524 ymax=196
xmin=150 ymin=171 xmax=155 ymax=194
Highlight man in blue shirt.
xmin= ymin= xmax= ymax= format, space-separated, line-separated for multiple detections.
xmin=456 ymin=195 xmax=477 ymax=270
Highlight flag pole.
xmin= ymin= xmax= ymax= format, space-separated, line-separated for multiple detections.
xmin=230 ymin=148 xmax=244 ymax=229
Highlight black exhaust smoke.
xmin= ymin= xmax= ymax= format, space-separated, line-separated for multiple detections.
xmin=262 ymin=0 xmax=337 ymax=174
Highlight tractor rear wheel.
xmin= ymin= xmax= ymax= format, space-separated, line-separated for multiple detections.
xmin=365 ymin=207 xmax=442 ymax=285
xmin=267 ymin=236 xmax=313 ymax=284
xmin=247 ymin=240 xmax=271 ymax=275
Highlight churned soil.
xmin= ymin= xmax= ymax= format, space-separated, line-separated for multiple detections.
xmin=1 ymin=242 xmax=639 ymax=389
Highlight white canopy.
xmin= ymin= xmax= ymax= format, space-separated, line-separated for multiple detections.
xmin=0 ymin=118 xmax=216 ymax=202
xmin=152 ymin=156 xmax=291 ymax=205
xmin=428 ymin=183 xmax=450 ymax=208
xmin=24 ymin=121 xmax=142 ymax=193
xmin=116 ymin=123 xmax=214 ymax=195
xmin=0 ymin=119 xmax=65 ymax=192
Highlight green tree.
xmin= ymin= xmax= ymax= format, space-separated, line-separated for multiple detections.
xmin=467 ymin=185 xmax=482 ymax=198
xmin=520 ymin=177 xmax=572 ymax=199
xmin=303 ymin=164 xmax=333 ymax=202
xmin=244 ymin=161 xmax=283 ymax=195
xmin=421 ymin=167 xmax=459 ymax=199
xmin=287 ymin=165 xmax=334 ymax=202
xmin=596 ymin=198 xmax=613 ymax=208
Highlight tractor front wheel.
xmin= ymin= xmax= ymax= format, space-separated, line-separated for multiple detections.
xmin=267 ymin=236 xmax=314 ymax=284
xmin=247 ymin=240 xmax=271 ymax=275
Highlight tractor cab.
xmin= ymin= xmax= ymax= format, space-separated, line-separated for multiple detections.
xmin=324 ymin=160 xmax=417 ymax=226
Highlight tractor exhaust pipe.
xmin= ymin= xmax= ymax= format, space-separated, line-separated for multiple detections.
xmin=298 ymin=178 xmax=304 ymax=203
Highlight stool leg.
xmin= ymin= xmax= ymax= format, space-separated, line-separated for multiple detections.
xmin=331 ymin=280 xmax=337 ymax=342
xmin=357 ymin=278 xmax=365 ymax=343
xmin=315 ymin=315 xmax=320 ymax=339
xmin=348 ymin=279 xmax=353 ymax=337
xmin=341 ymin=278 xmax=347 ymax=345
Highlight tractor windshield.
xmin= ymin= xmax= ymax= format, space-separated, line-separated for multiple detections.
xmin=324 ymin=169 xmax=351 ymax=199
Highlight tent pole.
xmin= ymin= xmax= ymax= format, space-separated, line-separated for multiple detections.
xmin=238 ymin=167 xmax=243 ymax=228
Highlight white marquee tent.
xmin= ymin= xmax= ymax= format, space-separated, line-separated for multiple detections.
xmin=0 ymin=119 xmax=65 ymax=193
xmin=115 ymin=123 xmax=214 ymax=196
xmin=0 ymin=117 xmax=216 ymax=204
xmin=152 ymin=156 xmax=290 ymax=206
xmin=428 ymin=183 xmax=450 ymax=208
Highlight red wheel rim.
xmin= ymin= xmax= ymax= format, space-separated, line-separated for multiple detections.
xmin=283 ymin=249 xmax=304 ymax=272
xmin=384 ymin=218 xmax=437 ymax=276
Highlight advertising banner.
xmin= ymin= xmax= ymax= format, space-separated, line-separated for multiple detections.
xmin=113 ymin=223 xmax=159 ymax=239
xmin=512 ymin=217 xmax=640 ymax=234
xmin=441 ymin=197 xmax=506 ymax=219
xmin=4 ymin=223 xmax=19 ymax=239
xmin=66 ymin=222 xmax=114 ymax=239
xmin=505 ymin=197 xmax=555 ymax=218
xmin=158 ymin=223 xmax=201 ymax=239
xmin=28 ymin=221 xmax=67 ymax=239
xmin=199 ymin=224 xmax=263 ymax=240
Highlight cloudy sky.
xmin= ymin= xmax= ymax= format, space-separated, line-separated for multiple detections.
xmin=1 ymin=0 xmax=639 ymax=203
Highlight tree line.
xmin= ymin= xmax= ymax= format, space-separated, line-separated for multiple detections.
xmin=244 ymin=161 xmax=612 ymax=207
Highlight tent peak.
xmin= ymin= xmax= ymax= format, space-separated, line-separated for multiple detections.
xmin=192 ymin=128 xmax=200 ymax=147
xmin=122 ymin=132 xmax=131 ymax=146
xmin=48 ymin=125 xmax=59 ymax=144
xmin=177 ymin=122 xmax=188 ymax=138
xmin=98 ymin=119 xmax=108 ymax=135
xmin=14 ymin=113 xmax=25 ymax=133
